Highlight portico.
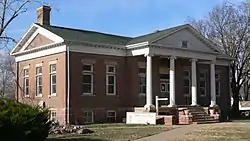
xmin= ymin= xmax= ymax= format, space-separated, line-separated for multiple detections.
xmin=143 ymin=52 xmax=218 ymax=110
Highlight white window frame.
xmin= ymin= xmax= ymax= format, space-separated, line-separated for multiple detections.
xmin=36 ymin=66 xmax=43 ymax=97
xmin=215 ymin=72 xmax=221 ymax=97
xmin=106 ymin=110 xmax=116 ymax=122
xmin=82 ymin=63 xmax=94 ymax=95
xmin=83 ymin=110 xmax=94 ymax=123
xmin=138 ymin=62 xmax=146 ymax=96
xmin=183 ymin=68 xmax=191 ymax=97
xmin=50 ymin=110 xmax=57 ymax=121
xmin=199 ymin=70 xmax=207 ymax=97
xmin=23 ymin=68 xmax=29 ymax=97
xmin=49 ymin=64 xmax=57 ymax=96
xmin=106 ymin=65 xmax=116 ymax=95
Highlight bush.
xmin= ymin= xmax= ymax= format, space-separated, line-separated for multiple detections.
xmin=0 ymin=98 xmax=52 ymax=141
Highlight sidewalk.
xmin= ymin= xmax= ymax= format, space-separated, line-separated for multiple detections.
xmin=134 ymin=125 xmax=201 ymax=141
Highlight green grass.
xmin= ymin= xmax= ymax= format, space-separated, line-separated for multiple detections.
xmin=47 ymin=124 xmax=169 ymax=141
xmin=175 ymin=124 xmax=250 ymax=141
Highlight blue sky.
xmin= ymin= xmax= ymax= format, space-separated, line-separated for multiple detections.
xmin=7 ymin=0 xmax=244 ymax=40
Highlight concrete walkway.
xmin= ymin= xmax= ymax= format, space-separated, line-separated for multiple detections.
xmin=134 ymin=125 xmax=202 ymax=141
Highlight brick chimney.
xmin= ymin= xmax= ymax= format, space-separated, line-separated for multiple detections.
xmin=37 ymin=5 xmax=51 ymax=25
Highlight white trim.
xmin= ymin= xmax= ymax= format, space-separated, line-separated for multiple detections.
xmin=106 ymin=110 xmax=116 ymax=122
xmin=82 ymin=63 xmax=94 ymax=95
xmin=11 ymin=24 xmax=38 ymax=54
xmin=199 ymin=70 xmax=208 ymax=97
xmin=126 ymin=41 xmax=149 ymax=49
xmin=15 ymin=45 xmax=66 ymax=62
xmin=66 ymin=46 xmax=70 ymax=124
xmin=129 ymin=47 xmax=150 ymax=56
xmin=151 ymin=45 xmax=216 ymax=60
xmin=198 ymin=59 xmax=230 ymax=66
xmin=11 ymin=24 xmax=64 ymax=55
xmin=83 ymin=110 xmax=94 ymax=123
xmin=106 ymin=65 xmax=116 ymax=95
xmin=49 ymin=64 xmax=57 ymax=96
xmin=183 ymin=68 xmax=191 ymax=97
xmin=35 ymin=66 xmax=43 ymax=97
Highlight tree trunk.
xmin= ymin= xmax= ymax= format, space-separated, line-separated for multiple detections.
xmin=232 ymin=81 xmax=240 ymax=117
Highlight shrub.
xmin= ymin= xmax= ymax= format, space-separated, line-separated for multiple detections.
xmin=0 ymin=98 xmax=52 ymax=141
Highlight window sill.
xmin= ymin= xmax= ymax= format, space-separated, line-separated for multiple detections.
xmin=106 ymin=94 xmax=117 ymax=96
xmin=82 ymin=93 xmax=95 ymax=96
xmin=139 ymin=93 xmax=146 ymax=97
xmin=49 ymin=94 xmax=56 ymax=98
xmin=35 ymin=95 xmax=43 ymax=98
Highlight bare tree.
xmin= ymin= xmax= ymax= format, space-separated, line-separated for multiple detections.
xmin=187 ymin=1 xmax=250 ymax=116
xmin=0 ymin=0 xmax=45 ymax=98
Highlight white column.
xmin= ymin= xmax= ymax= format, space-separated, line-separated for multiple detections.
xmin=144 ymin=53 xmax=154 ymax=109
xmin=168 ymin=56 xmax=176 ymax=107
xmin=191 ymin=59 xmax=198 ymax=106
xmin=210 ymin=60 xmax=217 ymax=107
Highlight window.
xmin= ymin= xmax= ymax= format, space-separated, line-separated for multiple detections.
xmin=106 ymin=65 xmax=116 ymax=95
xmin=183 ymin=69 xmax=190 ymax=96
xmin=182 ymin=40 xmax=188 ymax=48
xmin=106 ymin=110 xmax=116 ymax=123
xmin=215 ymin=72 xmax=221 ymax=96
xmin=82 ymin=64 xmax=93 ymax=95
xmin=138 ymin=62 xmax=146 ymax=95
xmin=83 ymin=110 xmax=94 ymax=123
xmin=49 ymin=64 xmax=56 ymax=96
xmin=23 ymin=68 xmax=29 ymax=97
xmin=50 ymin=110 xmax=57 ymax=121
xmin=199 ymin=71 xmax=208 ymax=96
xmin=36 ymin=66 xmax=42 ymax=97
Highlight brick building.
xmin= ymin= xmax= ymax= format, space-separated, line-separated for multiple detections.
xmin=11 ymin=6 xmax=232 ymax=124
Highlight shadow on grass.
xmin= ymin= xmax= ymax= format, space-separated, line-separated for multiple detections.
xmin=47 ymin=138 xmax=107 ymax=141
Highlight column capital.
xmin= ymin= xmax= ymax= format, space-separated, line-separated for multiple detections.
xmin=189 ymin=58 xmax=198 ymax=62
xmin=144 ymin=53 xmax=154 ymax=57
xmin=211 ymin=59 xmax=216 ymax=64
xmin=169 ymin=56 xmax=177 ymax=60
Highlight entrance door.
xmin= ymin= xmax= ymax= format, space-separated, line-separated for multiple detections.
xmin=160 ymin=79 xmax=169 ymax=105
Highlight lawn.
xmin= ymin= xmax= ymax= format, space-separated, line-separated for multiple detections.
xmin=47 ymin=124 xmax=170 ymax=141
xmin=175 ymin=124 xmax=250 ymax=141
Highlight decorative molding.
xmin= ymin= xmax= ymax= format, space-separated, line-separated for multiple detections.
xmin=36 ymin=63 xmax=43 ymax=67
xmin=81 ymin=59 xmax=96 ymax=64
xmin=189 ymin=58 xmax=198 ymax=62
xmin=23 ymin=65 xmax=30 ymax=69
xmin=15 ymin=45 xmax=66 ymax=62
xmin=105 ymin=60 xmax=118 ymax=65
xmin=49 ymin=60 xmax=57 ymax=65
xmin=144 ymin=52 xmax=154 ymax=57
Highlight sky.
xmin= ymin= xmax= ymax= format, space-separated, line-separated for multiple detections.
xmin=7 ymin=0 xmax=245 ymax=40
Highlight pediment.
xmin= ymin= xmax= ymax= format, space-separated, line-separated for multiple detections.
xmin=153 ymin=27 xmax=219 ymax=54
xmin=11 ymin=24 xmax=64 ymax=55
xmin=24 ymin=33 xmax=54 ymax=50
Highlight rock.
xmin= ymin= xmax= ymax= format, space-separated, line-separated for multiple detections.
xmin=76 ymin=128 xmax=94 ymax=134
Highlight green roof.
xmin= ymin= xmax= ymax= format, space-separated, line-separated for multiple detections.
xmin=37 ymin=23 xmax=190 ymax=47
xmin=127 ymin=24 xmax=188 ymax=45
xmin=38 ymin=23 xmax=133 ymax=46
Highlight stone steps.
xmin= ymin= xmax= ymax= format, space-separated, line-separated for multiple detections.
xmin=184 ymin=107 xmax=219 ymax=124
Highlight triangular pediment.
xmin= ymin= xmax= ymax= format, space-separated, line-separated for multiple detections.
xmin=24 ymin=33 xmax=54 ymax=50
xmin=152 ymin=26 xmax=219 ymax=54
xmin=11 ymin=24 xmax=64 ymax=55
